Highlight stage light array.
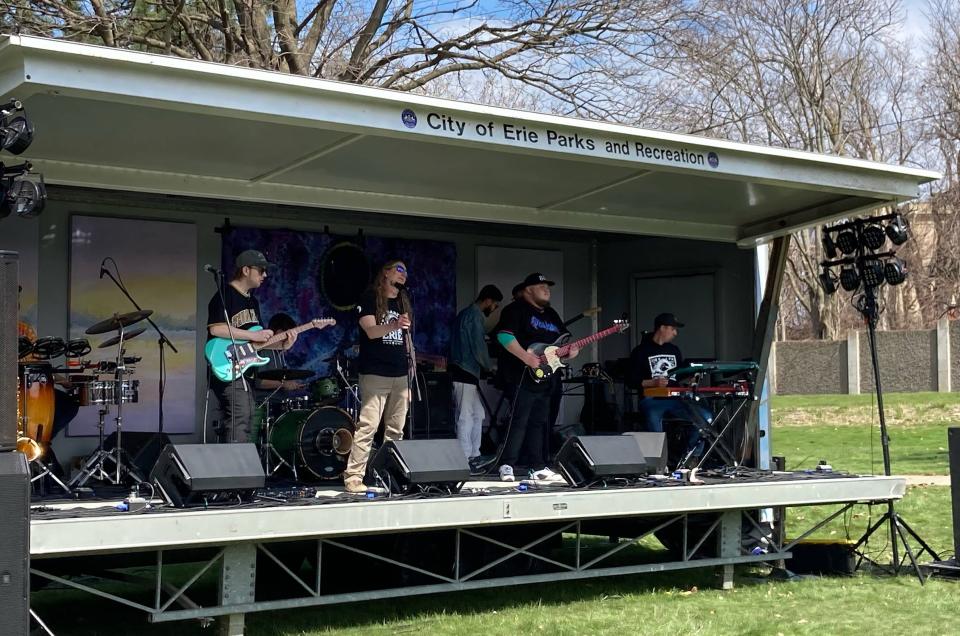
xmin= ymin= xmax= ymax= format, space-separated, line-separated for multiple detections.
xmin=0 ymin=99 xmax=45 ymax=221
xmin=818 ymin=212 xmax=910 ymax=296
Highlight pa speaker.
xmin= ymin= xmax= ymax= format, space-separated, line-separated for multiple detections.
xmin=949 ymin=427 xmax=960 ymax=559
xmin=150 ymin=443 xmax=264 ymax=508
xmin=0 ymin=452 xmax=30 ymax=633
xmin=369 ymin=439 xmax=469 ymax=494
xmin=622 ymin=432 xmax=668 ymax=474
xmin=556 ymin=435 xmax=647 ymax=487
xmin=0 ymin=251 xmax=19 ymax=452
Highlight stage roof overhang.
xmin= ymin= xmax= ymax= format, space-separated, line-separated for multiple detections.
xmin=0 ymin=36 xmax=941 ymax=246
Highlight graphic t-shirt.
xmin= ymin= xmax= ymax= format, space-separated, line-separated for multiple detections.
xmin=629 ymin=335 xmax=684 ymax=397
xmin=356 ymin=289 xmax=408 ymax=377
xmin=207 ymin=284 xmax=262 ymax=339
xmin=495 ymin=300 xmax=566 ymax=389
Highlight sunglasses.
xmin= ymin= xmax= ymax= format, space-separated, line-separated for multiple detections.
xmin=393 ymin=264 xmax=407 ymax=274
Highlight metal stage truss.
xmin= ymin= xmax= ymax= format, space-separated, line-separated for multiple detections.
xmin=29 ymin=474 xmax=905 ymax=634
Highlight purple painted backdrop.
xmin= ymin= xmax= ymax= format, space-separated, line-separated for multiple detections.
xmin=220 ymin=227 xmax=456 ymax=376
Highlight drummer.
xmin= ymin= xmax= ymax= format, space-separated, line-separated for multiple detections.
xmin=251 ymin=313 xmax=309 ymax=442
xmin=254 ymin=314 xmax=307 ymax=394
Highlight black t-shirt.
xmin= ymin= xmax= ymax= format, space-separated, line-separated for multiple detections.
xmin=356 ymin=289 xmax=408 ymax=377
xmin=495 ymin=300 xmax=566 ymax=388
xmin=206 ymin=284 xmax=262 ymax=341
xmin=629 ymin=335 xmax=684 ymax=397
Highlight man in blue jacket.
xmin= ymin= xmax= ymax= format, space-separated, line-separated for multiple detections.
xmin=450 ymin=284 xmax=503 ymax=467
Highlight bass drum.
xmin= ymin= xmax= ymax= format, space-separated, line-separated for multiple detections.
xmin=269 ymin=407 xmax=355 ymax=480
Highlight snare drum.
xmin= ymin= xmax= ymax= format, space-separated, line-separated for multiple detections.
xmin=280 ymin=396 xmax=311 ymax=413
xmin=310 ymin=377 xmax=342 ymax=406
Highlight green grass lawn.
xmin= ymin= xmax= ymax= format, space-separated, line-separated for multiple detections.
xmin=31 ymin=393 xmax=959 ymax=635
xmin=771 ymin=392 xmax=960 ymax=475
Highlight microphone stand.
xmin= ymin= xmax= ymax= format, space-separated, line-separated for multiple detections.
xmin=398 ymin=288 xmax=421 ymax=437
xmin=209 ymin=267 xmax=246 ymax=443
xmin=100 ymin=258 xmax=178 ymax=436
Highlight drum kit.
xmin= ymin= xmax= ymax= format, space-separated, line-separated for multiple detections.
xmin=254 ymin=351 xmax=361 ymax=481
xmin=17 ymin=309 xmax=152 ymax=493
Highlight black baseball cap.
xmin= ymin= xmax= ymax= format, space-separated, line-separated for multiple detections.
xmin=235 ymin=249 xmax=273 ymax=270
xmin=520 ymin=272 xmax=555 ymax=288
xmin=654 ymin=313 xmax=684 ymax=328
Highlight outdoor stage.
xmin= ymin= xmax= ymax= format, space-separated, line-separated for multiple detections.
xmin=29 ymin=471 xmax=906 ymax=633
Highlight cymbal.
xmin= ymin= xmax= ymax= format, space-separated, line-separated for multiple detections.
xmin=257 ymin=369 xmax=314 ymax=382
xmin=98 ymin=326 xmax=147 ymax=349
xmin=85 ymin=310 xmax=153 ymax=335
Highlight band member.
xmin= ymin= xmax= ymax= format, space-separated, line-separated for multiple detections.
xmin=343 ymin=259 xmax=412 ymax=493
xmin=629 ymin=313 xmax=710 ymax=453
xmin=495 ymin=273 xmax=578 ymax=481
xmin=207 ymin=250 xmax=295 ymax=444
xmin=450 ymin=284 xmax=502 ymax=466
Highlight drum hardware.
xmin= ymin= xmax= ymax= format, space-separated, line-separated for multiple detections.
xmin=69 ymin=319 xmax=145 ymax=488
xmin=64 ymin=338 xmax=92 ymax=358
xmin=332 ymin=355 xmax=361 ymax=421
xmin=18 ymin=335 xmax=34 ymax=359
xmin=31 ymin=336 xmax=66 ymax=360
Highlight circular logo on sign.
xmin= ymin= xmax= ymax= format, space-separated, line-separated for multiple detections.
xmin=401 ymin=109 xmax=418 ymax=129
xmin=707 ymin=152 xmax=719 ymax=168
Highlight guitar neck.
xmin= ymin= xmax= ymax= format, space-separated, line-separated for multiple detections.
xmin=555 ymin=325 xmax=623 ymax=356
xmin=255 ymin=322 xmax=317 ymax=351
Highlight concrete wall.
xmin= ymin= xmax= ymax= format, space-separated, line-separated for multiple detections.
xmin=859 ymin=329 xmax=937 ymax=394
xmin=775 ymin=340 xmax=846 ymax=395
xmin=774 ymin=322 xmax=952 ymax=395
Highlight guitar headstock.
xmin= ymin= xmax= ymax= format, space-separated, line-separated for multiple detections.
xmin=312 ymin=318 xmax=337 ymax=328
xmin=613 ymin=319 xmax=630 ymax=332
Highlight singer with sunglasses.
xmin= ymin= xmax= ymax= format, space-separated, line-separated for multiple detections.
xmin=343 ymin=259 xmax=413 ymax=493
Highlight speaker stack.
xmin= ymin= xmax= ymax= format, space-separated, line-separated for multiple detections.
xmin=150 ymin=443 xmax=265 ymax=508
xmin=0 ymin=251 xmax=29 ymax=632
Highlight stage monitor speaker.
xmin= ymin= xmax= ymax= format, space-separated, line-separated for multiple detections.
xmin=150 ymin=443 xmax=265 ymax=508
xmin=0 ymin=251 xmax=19 ymax=452
xmin=0 ymin=452 xmax=30 ymax=634
xmin=105 ymin=431 xmax=171 ymax=481
xmin=622 ymin=432 xmax=668 ymax=474
xmin=949 ymin=427 xmax=960 ymax=559
xmin=369 ymin=439 xmax=469 ymax=494
xmin=556 ymin=435 xmax=648 ymax=487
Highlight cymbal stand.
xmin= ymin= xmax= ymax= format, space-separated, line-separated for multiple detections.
xmin=334 ymin=357 xmax=360 ymax=422
xmin=256 ymin=387 xmax=296 ymax=478
xmin=68 ymin=324 xmax=143 ymax=487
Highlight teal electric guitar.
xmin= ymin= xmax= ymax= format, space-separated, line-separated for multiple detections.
xmin=205 ymin=318 xmax=335 ymax=382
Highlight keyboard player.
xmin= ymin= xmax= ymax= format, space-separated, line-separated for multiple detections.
xmin=629 ymin=313 xmax=711 ymax=455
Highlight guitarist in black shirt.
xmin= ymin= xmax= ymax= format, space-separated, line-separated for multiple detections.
xmin=207 ymin=250 xmax=296 ymax=443
xmin=494 ymin=273 xmax=579 ymax=481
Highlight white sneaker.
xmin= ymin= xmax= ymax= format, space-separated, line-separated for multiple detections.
xmin=498 ymin=464 xmax=515 ymax=482
xmin=531 ymin=467 xmax=563 ymax=482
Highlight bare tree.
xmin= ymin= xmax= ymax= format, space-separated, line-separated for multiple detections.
xmin=0 ymin=0 xmax=703 ymax=121
xmin=669 ymin=0 xmax=925 ymax=339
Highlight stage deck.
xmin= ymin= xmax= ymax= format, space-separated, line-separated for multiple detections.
xmin=30 ymin=471 xmax=905 ymax=558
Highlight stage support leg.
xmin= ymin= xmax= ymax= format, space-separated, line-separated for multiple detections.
xmin=218 ymin=543 xmax=256 ymax=636
xmin=718 ymin=511 xmax=741 ymax=590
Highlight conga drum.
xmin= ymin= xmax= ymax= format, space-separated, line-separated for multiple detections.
xmin=17 ymin=363 xmax=56 ymax=453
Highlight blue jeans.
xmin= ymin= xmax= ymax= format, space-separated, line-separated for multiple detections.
xmin=639 ymin=398 xmax=712 ymax=454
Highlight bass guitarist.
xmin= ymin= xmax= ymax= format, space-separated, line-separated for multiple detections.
xmin=207 ymin=250 xmax=295 ymax=444
xmin=494 ymin=272 xmax=579 ymax=482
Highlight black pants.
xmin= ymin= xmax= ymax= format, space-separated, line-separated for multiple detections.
xmin=500 ymin=376 xmax=552 ymax=468
xmin=212 ymin=376 xmax=255 ymax=443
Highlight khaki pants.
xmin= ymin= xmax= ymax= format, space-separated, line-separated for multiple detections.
xmin=345 ymin=374 xmax=409 ymax=482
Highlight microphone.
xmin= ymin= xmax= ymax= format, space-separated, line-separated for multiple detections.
xmin=203 ymin=264 xmax=220 ymax=274
xmin=393 ymin=281 xmax=406 ymax=291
